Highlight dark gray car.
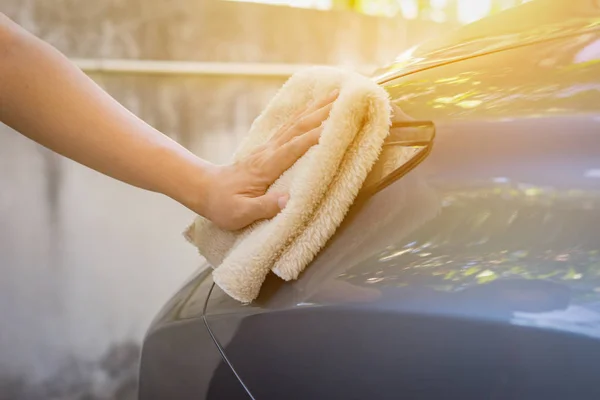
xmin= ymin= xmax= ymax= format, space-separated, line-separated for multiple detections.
xmin=140 ymin=1 xmax=600 ymax=398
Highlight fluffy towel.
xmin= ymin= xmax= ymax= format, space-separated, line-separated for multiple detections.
xmin=185 ymin=66 xmax=391 ymax=303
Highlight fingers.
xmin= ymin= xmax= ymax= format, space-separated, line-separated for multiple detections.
xmin=271 ymin=107 xmax=307 ymax=142
xmin=272 ymin=89 xmax=339 ymax=145
xmin=238 ymin=125 xmax=321 ymax=223
xmin=276 ymin=102 xmax=333 ymax=146
xmin=270 ymin=125 xmax=323 ymax=176
xmin=245 ymin=192 xmax=289 ymax=224
xmin=305 ymin=88 xmax=339 ymax=115
xmin=216 ymin=90 xmax=340 ymax=230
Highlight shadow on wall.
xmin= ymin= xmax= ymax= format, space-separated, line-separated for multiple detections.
xmin=1 ymin=341 xmax=140 ymax=400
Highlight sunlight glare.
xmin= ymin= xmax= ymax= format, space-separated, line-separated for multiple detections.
xmin=399 ymin=0 xmax=419 ymax=19
xmin=457 ymin=0 xmax=492 ymax=24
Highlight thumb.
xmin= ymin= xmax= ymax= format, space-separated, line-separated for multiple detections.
xmin=249 ymin=192 xmax=289 ymax=222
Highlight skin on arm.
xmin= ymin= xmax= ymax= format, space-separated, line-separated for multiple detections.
xmin=0 ymin=13 xmax=337 ymax=230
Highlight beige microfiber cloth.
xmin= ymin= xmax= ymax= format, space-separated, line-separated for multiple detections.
xmin=185 ymin=66 xmax=391 ymax=303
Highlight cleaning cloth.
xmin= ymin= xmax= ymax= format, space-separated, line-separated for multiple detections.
xmin=185 ymin=66 xmax=391 ymax=303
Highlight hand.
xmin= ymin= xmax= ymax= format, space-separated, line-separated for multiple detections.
xmin=0 ymin=14 xmax=336 ymax=231
xmin=196 ymin=89 xmax=339 ymax=230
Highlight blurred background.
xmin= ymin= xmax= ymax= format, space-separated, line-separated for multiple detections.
xmin=0 ymin=0 xmax=532 ymax=399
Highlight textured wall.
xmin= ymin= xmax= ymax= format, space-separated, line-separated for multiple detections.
xmin=2 ymin=0 xmax=453 ymax=64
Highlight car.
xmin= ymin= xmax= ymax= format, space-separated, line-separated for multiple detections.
xmin=139 ymin=1 xmax=600 ymax=398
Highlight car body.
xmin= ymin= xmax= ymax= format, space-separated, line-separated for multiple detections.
xmin=139 ymin=1 xmax=600 ymax=399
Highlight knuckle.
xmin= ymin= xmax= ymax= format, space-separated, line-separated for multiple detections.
xmin=274 ymin=146 xmax=296 ymax=166
xmin=274 ymin=147 xmax=293 ymax=164
xmin=293 ymin=118 xmax=310 ymax=131
xmin=288 ymin=138 xmax=308 ymax=157
xmin=248 ymin=150 xmax=270 ymax=169
xmin=287 ymin=136 xmax=304 ymax=150
xmin=249 ymin=164 xmax=270 ymax=185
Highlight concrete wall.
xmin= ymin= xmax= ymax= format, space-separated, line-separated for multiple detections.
xmin=3 ymin=0 xmax=452 ymax=64
xmin=0 ymin=1 xmax=455 ymax=397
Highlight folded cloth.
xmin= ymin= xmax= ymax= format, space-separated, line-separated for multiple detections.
xmin=185 ymin=66 xmax=391 ymax=303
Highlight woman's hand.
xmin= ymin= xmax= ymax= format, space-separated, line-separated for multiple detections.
xmin=0 ymin=14 xmax=338 ymax=231
xmin=188 ymin=90 xmax=339 ymax=230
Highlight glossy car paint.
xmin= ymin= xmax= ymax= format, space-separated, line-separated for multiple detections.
xmin=138 ymin=269 xmax=250 ymax=399
xmin=373 ymin=0 xmax=600 ymax=82
xmin=140 ymin=4 xmax=600 ymax=399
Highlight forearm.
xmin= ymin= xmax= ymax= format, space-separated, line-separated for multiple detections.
xmin=0 ymin=13 xmax=211 ymax=209
xmin=0 ymin=14 xmax=337 ymax=230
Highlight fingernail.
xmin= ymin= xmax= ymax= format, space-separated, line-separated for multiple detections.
xmin=330 ymin=89 xmax=339 ymax=97
xmin=277 ymin=194 xmax=289 ymax=210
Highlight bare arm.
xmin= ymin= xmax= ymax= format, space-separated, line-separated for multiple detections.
xmin=0 ymin=14 xmax=335 ymax=230
xmin=0 ymin=13 xmax=215 ymax=212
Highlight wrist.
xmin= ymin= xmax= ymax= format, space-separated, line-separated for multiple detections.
xmin=160 ymin=149 xmax=218 ymax=217
xmin=183 ymin=159 xmax=218 ymax=217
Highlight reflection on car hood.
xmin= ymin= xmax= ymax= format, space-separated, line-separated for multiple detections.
xmin=372 ymin=1 xmax=600 ymax=83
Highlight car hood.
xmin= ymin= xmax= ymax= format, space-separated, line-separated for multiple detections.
xmin=372 ymin=0 xmax=600 ymax=82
